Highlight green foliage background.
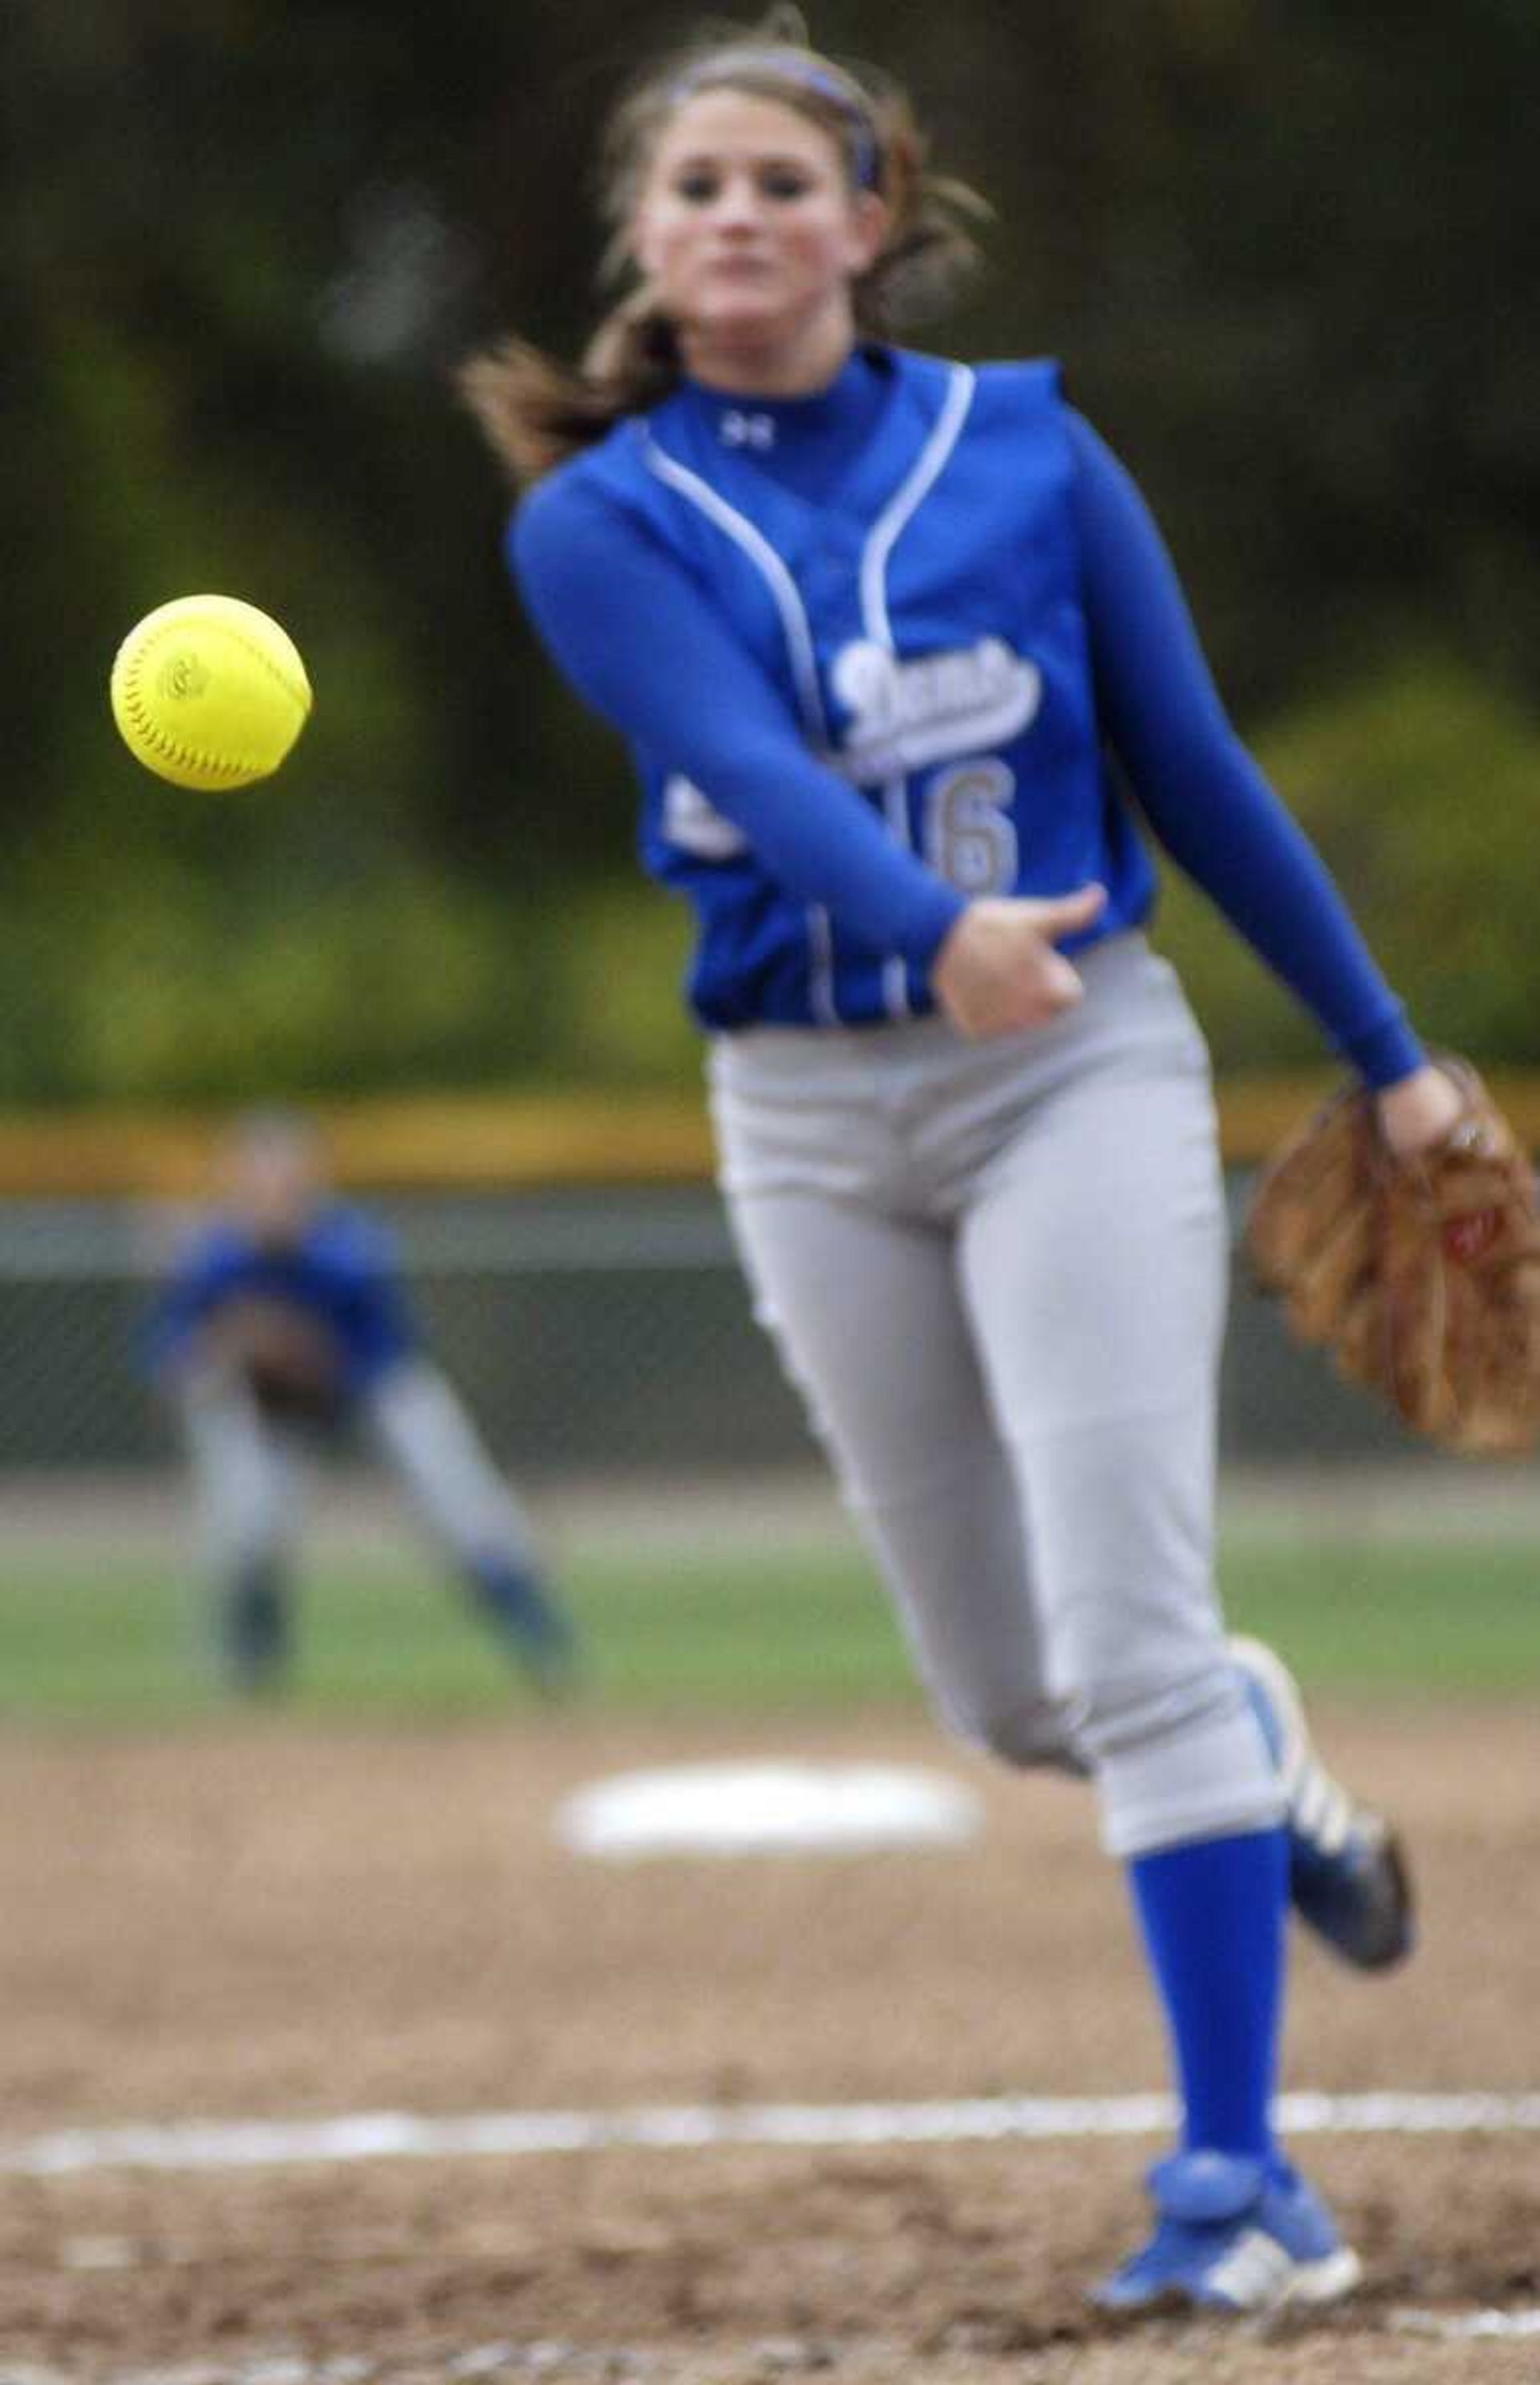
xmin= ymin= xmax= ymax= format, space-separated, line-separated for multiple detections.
xmin=6 ymin=1 xmax=1539 ymax=1104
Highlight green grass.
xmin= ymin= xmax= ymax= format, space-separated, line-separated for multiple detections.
xmin=1 ymin=1530 xmax=1538 ymax=1724
xmin=1223 ymin=1539 xmax=1540 ymax=1695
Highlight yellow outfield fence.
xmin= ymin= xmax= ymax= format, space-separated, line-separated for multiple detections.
xmin=0 ymin=1074 xmax=1538 ymax=1199
xmin=0 ymin=1094 xmax=719 ymax=1199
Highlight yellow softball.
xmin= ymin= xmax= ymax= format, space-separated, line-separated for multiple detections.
xmin=109 ymin=594 xmax=313 ymax=789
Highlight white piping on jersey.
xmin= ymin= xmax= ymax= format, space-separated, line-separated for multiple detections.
xmin=881 ymin=779 xmax=912 ymax=1022
xmin=859 ymin=364 xmax=975 ymax=651
xmin=640 ymin=436 xmax=829 ymax=745
xmin=642 ymin=431 xmax=839 ymax=1024
xmin=643 ymin=371 xmax=975 ymax=1032
xmin=861 ymin=364 xmax=976 ymax=1020
xmin=806 ymin=907 xmax=839 ymax=1027
xmin=881 ymin=951 xmax=910 ymax=1019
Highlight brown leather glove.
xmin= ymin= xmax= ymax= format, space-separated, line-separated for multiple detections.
xmin=201 ymin=1296 xmax=345 ymax=1425
xmin=1246 ymin=1059 xmax=1540 ymax=1455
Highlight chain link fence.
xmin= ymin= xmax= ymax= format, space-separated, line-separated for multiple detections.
xmin=0 ymin=1182 xmax=1423 ymax=1478
xmin=0 ymin=1190 xmax=808 ymax=1475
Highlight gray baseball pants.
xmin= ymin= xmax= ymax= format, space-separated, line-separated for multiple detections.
xmin=179 ymin=1356 xmax=541 ymax=1585
xmin=708 ymin=932 xmax=1282 ymax=1860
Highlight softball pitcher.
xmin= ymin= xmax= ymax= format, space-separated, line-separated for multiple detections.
xmin=464 ymin=12 xmax=1449 ymax=2313
xmin=144 ymin=1111 xmax=576 ymax=1696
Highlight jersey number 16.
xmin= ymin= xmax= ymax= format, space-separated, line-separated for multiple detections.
xmin=924 ymin=759 xmax=1019 ymax=895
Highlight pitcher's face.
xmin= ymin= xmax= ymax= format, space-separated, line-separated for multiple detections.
xmin=631 ymin=89 xmax=885 ymax=377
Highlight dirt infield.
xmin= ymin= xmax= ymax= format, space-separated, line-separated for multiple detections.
xmin=2 ymin=1702 xmax=1539 ymax=2383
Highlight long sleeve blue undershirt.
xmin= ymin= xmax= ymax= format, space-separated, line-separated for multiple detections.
xmin=513 ymin=389 xmax=1421 ymax=1086
xmin=1062 ymin=412 xmax=1419 ymax=1085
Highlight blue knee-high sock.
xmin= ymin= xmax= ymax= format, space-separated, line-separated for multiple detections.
xmin=466 ymin=1554 xmax=574 ymax=1660
xmin=221 ymin=1559 xmax=290 ymax=1693
xmin=1127 ymin=1826 xmax=1288 ymax=2164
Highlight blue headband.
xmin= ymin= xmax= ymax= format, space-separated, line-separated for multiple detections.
xmin=667 ymin=52 xmax=882 ymax=190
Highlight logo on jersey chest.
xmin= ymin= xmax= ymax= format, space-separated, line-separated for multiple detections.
xmin=718 ymin=408 xmax=776 ymax=451
xmin=830 ymin=636 xmax=1043 ymax=782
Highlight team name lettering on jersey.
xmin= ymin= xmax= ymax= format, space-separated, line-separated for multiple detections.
xmin=830 ymin=637 xmax=1043 ymax=782
xmin=662 ymin=635 xmax=1044 ymax=862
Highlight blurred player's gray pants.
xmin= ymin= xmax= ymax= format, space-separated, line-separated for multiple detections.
xmin=180 ymin=1356 xmax=539 ymax=1592
xmin=710 ymin=931 xmax=1282 ymax=1860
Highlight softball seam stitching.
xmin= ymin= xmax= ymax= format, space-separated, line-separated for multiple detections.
xmin=116 ymin=619 xmax=311 ymax=783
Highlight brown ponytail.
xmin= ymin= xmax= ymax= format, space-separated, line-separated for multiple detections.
xmin=459 ymin=307 xmax=683 ymax=491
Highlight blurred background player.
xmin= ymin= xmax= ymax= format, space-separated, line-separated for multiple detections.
xmin=144 ymin=1109 xmax=577 ymax=1696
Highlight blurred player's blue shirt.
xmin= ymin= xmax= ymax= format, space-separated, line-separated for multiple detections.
xmin=143 ymin=1205 xmax=415 ymax=1401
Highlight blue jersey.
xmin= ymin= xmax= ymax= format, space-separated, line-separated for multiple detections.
xmin=543 ymin=351 xmax=1141 ymax=1029
xmin=144 ymin=1204 xmax=415 ymax=1402
xmin=513 ymin=345 xmax=1420 ymax=1084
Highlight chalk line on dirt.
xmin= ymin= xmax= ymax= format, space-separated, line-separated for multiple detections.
xmin=1394 ymin=2307 xmax=1540 ymax=2339
xmin=8 ymin=2090 xmax=1540 ymax=2179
